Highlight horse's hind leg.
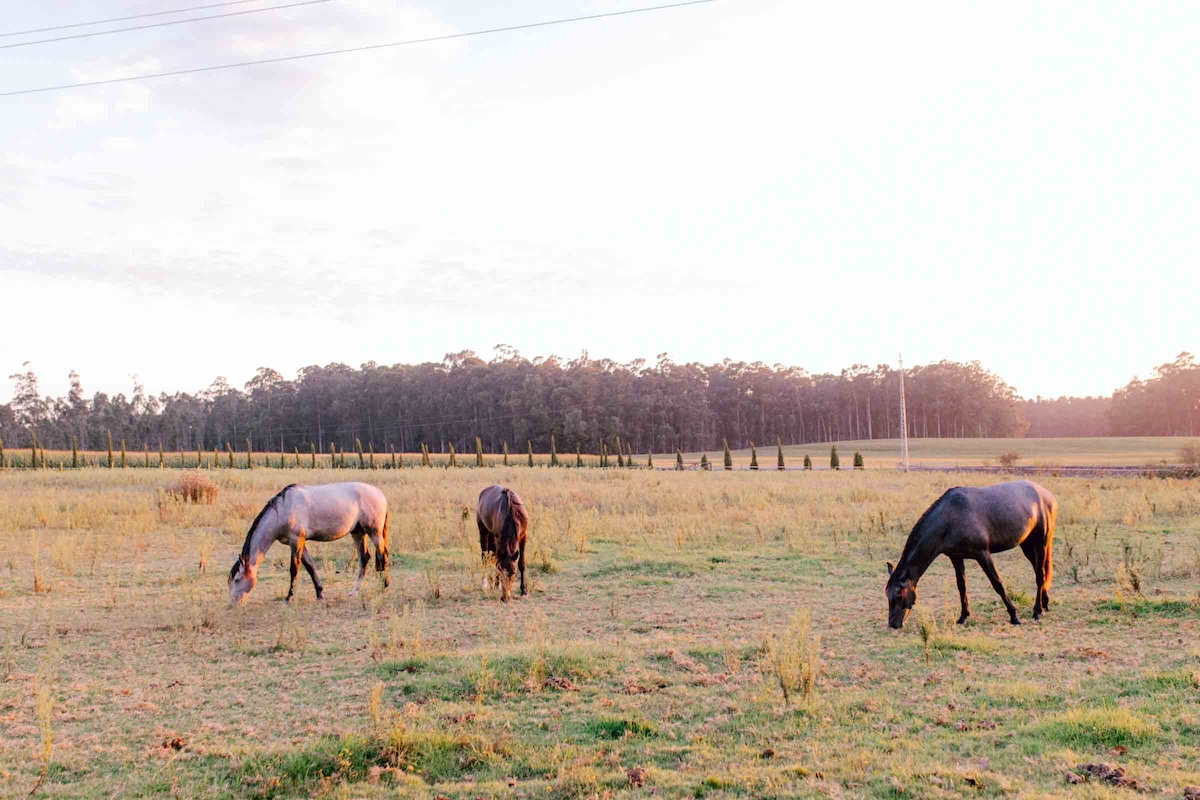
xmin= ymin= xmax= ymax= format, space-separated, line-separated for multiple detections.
xmin=372 ymin=511 xmax=390 ymax=588
xmin=518 ymin=534 xmax=527 ymax=597
xmin=368 ymin=530 xmax=389 ymax=589
xmin=950 ymin=556 xmax=970 ymax=624
xmin=976 ymin=551 xmax=1020 ymax=625
xmin=1021 ymin=539 xmax=1045 ymax=619
xmin=301 ymin=548 xmax=323 ymax=600
xmin=348 ymin=532 xmax=370 ymax=597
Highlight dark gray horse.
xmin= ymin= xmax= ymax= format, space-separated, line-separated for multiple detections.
xmin=886 ymin=480 xmax=1057 ymax=628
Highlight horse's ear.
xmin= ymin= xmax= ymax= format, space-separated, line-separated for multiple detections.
xmin=240 ymin=553 xmax=250 ymax=569
xmin=886 ymin=561 xmax=895 ymax=575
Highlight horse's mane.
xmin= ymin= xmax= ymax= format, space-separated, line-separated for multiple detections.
xmin=896 ymin=487 xmax=957 ymax=572
xmin=231 ymin=484 xmax=297 ymax=579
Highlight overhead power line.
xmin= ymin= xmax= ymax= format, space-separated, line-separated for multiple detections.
xmin=2 ymin=0 xmax=276 ymax=38
xmin=1 ymin=0 xmax=331 ymax=50
xmin=0 ymin=0 xmax=717 ymax=98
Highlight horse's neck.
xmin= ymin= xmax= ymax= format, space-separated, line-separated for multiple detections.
xmin=247 ymin=514 xmax=281 ymax=568
xmin=898 ymin=535 xmax=941 ymax=584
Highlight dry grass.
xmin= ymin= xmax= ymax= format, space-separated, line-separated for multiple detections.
xmin=166 ymin=471 xmax=219 ymax=505
xmin=0 ymin=467 xmax=1198 ymax=798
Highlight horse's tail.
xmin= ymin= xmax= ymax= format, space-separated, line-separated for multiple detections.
xmin=497 ymin=488 xmax=523 ymax=558
xmin=1042 ymin=495 xmax=1056 ymax=589
xmin=497 ymin=487 xmax=512 ymax=531
xmin=375 ymin=508 xmax=389 ymax=572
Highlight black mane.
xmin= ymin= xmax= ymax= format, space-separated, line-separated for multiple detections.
xmin=895 ymin=486 xmax=959 ymax=574
xmin=230 ymin=484 xmax=297 ymax=579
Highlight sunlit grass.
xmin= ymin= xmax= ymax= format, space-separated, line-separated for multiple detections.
xmin=0 ymin=467 xmax=1197 ymax=798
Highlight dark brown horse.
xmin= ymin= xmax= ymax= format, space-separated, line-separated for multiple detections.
xmin=476 ymin=484 xmax=529 ymax=602
xmin=886 ymin=480 xmax=1056 ymax=628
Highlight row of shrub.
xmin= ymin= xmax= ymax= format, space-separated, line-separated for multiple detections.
xmin=683 ymin=440 xmax=863 ymax=471
xmin=0 ymin=434 xmax=865 ymax=472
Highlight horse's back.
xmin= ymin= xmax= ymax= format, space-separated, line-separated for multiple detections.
xmin=957 ymin=480 xmax=1055 ymax=550
xmin=293 ymin=482 xmax=387 ymax=537
xmin=477 ymin=484 xmax=507 ymax=533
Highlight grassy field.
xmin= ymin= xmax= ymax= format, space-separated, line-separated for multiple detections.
xmin=0 ymin=467 xmax=1198 ymax=799
xmin=703 ymin=436 xmax=1198 ymax=469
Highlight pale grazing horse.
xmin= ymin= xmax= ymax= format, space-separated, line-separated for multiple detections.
xmin=228 ymin=482 xmax=390 ymax=604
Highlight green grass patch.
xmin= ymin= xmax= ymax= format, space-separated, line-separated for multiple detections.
xmin=480 ymin=647 xmax=619 ymax=693
xmin=583 ymin=715 xmax=658 ymax=740
xmin=240 ymin=727 xmax=521 ymax=795
xmin=586 ymin=559 xmax=699 ymax=578
xmin=376 ymin=656 xmax=428 ymax=677
xmin=1096 ymin=597 xmax=1198 ymax=618
xmin=1030 ymin=706 xmax=1157 ymax=749
xmin=1111 ymin=668 xmax=1200 ymax=697
xmin=928 ymin=633 xmax=1001 ymax=654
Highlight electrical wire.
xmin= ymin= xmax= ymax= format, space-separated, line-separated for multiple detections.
xmin=0 ymin=0 xmax=716 ymax=97
xmin=2 ymin=0 xmax=281 ymax=38
xmin=1 ymin=0 xmax=331 ymax=50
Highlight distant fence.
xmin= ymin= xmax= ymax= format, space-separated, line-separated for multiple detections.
xmin=904 ymin=464 xmax=1198 ymax=479
xmin=658 ymin=463 xmax=1198 ymax=478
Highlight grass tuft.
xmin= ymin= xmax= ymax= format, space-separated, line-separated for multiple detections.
xmin=1031 ymin=706 xmax=1157 ymax=749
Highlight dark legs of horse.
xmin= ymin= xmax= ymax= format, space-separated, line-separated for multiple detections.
xmin=286 ymin=532 xmax=306 ymax=603
xmin=375 ymin=512 xmax=390 ymax=588
xmin=976 ymin=552 xmax=1020 ymax=625
xmin=286 ymin=547 xmax=299 ymax=603
xmin=368 ymin=529 xmax=389 ymax=589
xmin=1020 ymin=538 xmax=1047 ymax=620
xmin=301 ymin=548 xmax=324 ymax=600
xmin=350 ymin=533 xmax=370 ymax=596
xmin=518 ymin=535 xmax=527 ymax=597
xmin=478 ymin=519 xmax=495 ymax=590
xmin=951 ymin=556 xmax=970 ymax=624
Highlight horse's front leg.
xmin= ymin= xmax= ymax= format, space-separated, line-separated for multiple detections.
xmin=951 ymin=556 xmax=969 ymax=624
xmin=477 ymin=520 xmax=494 ymax=591
xmin=286 ymin=543 xmax=299 ymax=603
xmin=348 ymin=533 xmax=369 ymax=597
xmin=286 ymin=530 xmax=306 ymax=604
xmin=976 ymin=551 xmax=1019 ymax=625
xmin=300 ymin=548 xmax=323 ymax=600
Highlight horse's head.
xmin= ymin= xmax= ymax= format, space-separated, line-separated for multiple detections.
xmin=228 ymin=554 xmax=257 ymax=605
xmin=885 ymin=561 xmax=917 ymax=629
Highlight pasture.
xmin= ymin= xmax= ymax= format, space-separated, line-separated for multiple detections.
xmin=0 ymin=467 xmax=1198 ymax=799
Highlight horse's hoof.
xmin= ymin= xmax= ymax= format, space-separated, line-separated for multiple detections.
xmin=1010 ymin=617 xmax=1021 ymax=625
xmin=956 ymin=615 xmax=969 ymax=625
xmin=315 ymin=593 xmax=325 ymax=602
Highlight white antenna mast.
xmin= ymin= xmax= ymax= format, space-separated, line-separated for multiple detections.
xmin=898 ymin=353 xmax=909 ymax=472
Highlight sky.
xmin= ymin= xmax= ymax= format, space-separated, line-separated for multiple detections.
xmin=2 ymin=0 xmax=1197 ymax=403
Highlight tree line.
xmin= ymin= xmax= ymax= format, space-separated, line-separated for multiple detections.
xmin=1 ymin=349 xmax=1193 ymax=456
xmin=1022 ymin=352 xmax=1199 ymax=438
